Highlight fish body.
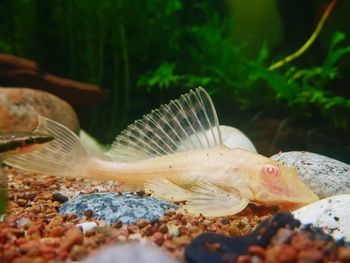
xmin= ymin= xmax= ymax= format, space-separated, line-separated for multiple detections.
xmin=0 ymin=132 xmax=54 ymax=160
xmin=0 ymin=132 xmax=54 ymax=214
xmin=4 ymin=88 xmax=318 ymax=217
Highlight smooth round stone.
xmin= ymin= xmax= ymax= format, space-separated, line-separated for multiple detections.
xmin=0 ymin=87 xmax=79 ymax=133
xmin=59 ymin=192 xmax=178 ymax=224
xmin=293 ymin=194 xmax=350 ymax=241
xmin=270 ymin=151 xmax=350 ymax=198
xmin=220 ymin=125 xmax=257 ymax=153
xmin=177 ymin=125 xmax=257 ymax=153
xmin=82 ymin=243 xmax=181 ymax=263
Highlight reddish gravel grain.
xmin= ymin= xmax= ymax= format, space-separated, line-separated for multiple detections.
xmin=1 ymin=167 xmax=349 ymax=263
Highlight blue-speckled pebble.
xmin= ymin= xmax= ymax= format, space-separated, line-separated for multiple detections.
xmin=59 ymin=192 xmax=178 ymax=225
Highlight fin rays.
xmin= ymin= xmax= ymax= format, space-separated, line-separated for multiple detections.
xmin=4 ymin=117 xmax=88 ymax=177
xmin=109 ymin=87 xmax=222 ymax=162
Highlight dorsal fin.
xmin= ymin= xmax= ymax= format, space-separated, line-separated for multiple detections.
xmin=108 ymin=87 xmax=222 ymax=162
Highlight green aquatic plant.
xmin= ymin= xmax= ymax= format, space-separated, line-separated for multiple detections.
xmin=0 ymin=0 xmax=348 ymax=145
xmin=138 ymin=1 xmax=350 ymax=133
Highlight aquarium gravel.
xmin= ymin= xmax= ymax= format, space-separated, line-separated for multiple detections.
xmin=1 ymin=167 xmax=350 ymax=263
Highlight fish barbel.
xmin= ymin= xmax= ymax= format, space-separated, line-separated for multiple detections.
xmin=4 ymin=88 xmax=318 ymax=217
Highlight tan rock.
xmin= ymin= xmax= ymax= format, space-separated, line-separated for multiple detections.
xmin=0 ymin=87 xmax=79 ymax=133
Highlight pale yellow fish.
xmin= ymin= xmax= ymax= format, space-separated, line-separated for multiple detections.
xmin=4 ymin=88 xmax=318 ymax=217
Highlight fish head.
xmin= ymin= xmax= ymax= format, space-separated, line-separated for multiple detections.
xmin=0 ymin=132 xmax=54 ymax=160
xmin=249 ymin=158 xmax=319 ymax=210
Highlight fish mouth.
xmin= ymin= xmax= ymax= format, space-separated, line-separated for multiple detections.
xmin=277 ymin=197 xmax=317 ymax=211
xmin=255 ymin=193 xmax=318 ymax=212
xmin=256 ymin=177 xmax=319 ymax=211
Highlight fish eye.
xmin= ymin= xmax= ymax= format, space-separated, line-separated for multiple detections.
xmin=261 ymin=164 xmax=280 ymax=177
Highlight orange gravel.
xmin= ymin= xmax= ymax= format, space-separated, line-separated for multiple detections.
xmin=0 ymin=167 xmax=273 ymax=262
xmin=3 ymin=167 xmax=349 ymax=263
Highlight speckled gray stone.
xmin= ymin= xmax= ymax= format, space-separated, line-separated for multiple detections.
xmin=59 ymin=192 xmax=178 ymax=224
xmin=270 ymin=151 xmax=350 ymax=198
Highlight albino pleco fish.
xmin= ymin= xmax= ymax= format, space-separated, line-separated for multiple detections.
xmin=4 ymin=88 xmax=319 ymax=217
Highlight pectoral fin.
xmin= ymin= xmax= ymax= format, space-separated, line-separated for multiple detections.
xmin=180 ymin=182 xmax=249 ymax=217
xmin=144 ymin=177 xmax=192 ymax=202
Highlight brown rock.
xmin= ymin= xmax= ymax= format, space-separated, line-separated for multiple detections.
xmin=159 ymin=224 xmax=169 ymax=234
xmin=204 ymin=242 xmax=221 ymax=252
xmin=0 ymin=87 xmax=79 ymax=133
xmin=70 ymin=245 xmax=87 ymax=261
xmin=48 ymin=215 xmax=64 ymax=227
xmin=127 ymin=224 xmax=140 ymax=234
xmin=12 ymin=256 xmax=46 ymax=263
xmin=48 ymin=226 xmax=66 ymax=237
xmin=152 ymin=232 xmax=165 ymax=246
xmin=140 ymin=224 xmax=153 ymax=236
xmin=40 ymin=244 xmax=57 ymax=260
xmin=136 ymin=219 xmax=149 ymax=229
xmin=0 ymin=69 xmax=108 ymax=107
xmin=172 ymin=235 xmax=191 ymax=247
xmin=111 ymin=221 xmax=123 ymax=229
xmin=0 ymin=54 xmax=38 ymax=72
xmin=61 ymin=227 xmax=84 ymax=251
xmin=227 ymin=224 xmax=241 ymax=236
xmin=265 ymin=244 xmax=297 ymax=263
xmin=338 ymin=247 xmax=350 ymax=262
xmin=249 ymin=245 xmax=266 ymax=259
xmin=298 ymin=249 xmax=324 ymax=262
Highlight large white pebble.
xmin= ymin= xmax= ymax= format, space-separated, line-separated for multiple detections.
xmin=177 ymin=125 xmax=257 ymax=153
xmin=82 ymin=242 xmax=180 ymax=263
xmin=293 ymin=194 xmax=350 ymax=241
xmin=220 ymin=125 xmax=257 ymax=153
xmin=270 ymin=151 xmax=350 ymax=198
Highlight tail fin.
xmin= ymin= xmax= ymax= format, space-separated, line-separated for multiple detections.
xmin=4 ymin=117 xmax=89 ymax=177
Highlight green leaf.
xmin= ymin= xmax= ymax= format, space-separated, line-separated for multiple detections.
xmin=257 ymin=42 xmax=269 ymax=63
xmin=330 ymin=31 xmax=346 ymax=47
xmin=137 ymin=63 xmax=180 ymax=90
xmin=324 ymin=32 xmax=350 ymax=70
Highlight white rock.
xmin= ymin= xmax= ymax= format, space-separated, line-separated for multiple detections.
xmin=220 ymin=125 xmax=257 ymax=153
xmin=82 ymin=242 xmax=180 ymax=263
xmin=76 ymin=222 xmax=97 ymax=233
xmin=270 ymin=151 xmax=350 ymax=198
xmin=293 ymin=194 xmax=350 ymax=241
xmin=177 ymin=125 xmax=257 ymax=153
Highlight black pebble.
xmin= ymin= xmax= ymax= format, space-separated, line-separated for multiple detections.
xmin=52 ymin=192 xmax=69 ymax=203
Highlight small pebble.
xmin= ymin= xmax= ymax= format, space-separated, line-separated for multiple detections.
xmin=16 ymin=217 xmax=31 ymax=228
xmin=61 ymin=227 xmax=83 ymax=251
xmin=52 ymin=192 xmax=69 ymax=203
xmin=112 ymin=221 xmax=123 ymax=229
xmin=76 ymin=222 xmax=97 ymax=233
xmin=152 ymin=232 xmax=165 ymax=246
xmin=83 ymin=209 xmax=94 ymax=218
xmin=81 ymin=243 xmax=181 ymax=263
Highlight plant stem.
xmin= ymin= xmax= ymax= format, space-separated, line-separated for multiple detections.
xmin=268 ymin=0 xmax=337 ymax=71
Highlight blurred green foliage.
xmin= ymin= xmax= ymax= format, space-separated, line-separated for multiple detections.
xmin=0 ymin=0 xmax=349 ymax=142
